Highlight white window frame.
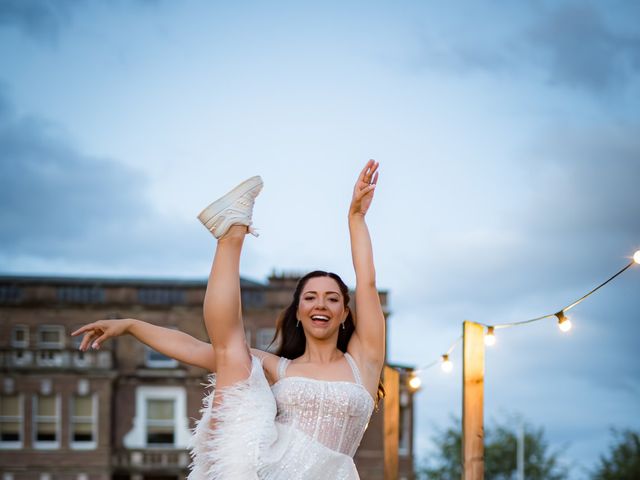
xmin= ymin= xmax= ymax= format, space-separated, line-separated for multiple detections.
xmin=71 ymin=335 xmax=92 ymax=368
xmin=37 ymin=326 xmax=65 ymax=349
xmin=69 ymin=394 xmax=97 ymax=450
xmin=10 ymin=326 xmax=28 ymax=348
xmin=36 ymin=350 xmax=65 ymax=367
xmin=0 ymin=394 xmax=23 ymax=449
xmin=33 ymin=394 xmax=60 ymax=449
xmin=10 ymin=350 xmax=33 ymax=367
xmin=123 ymin=386 xmax=191 ymax=449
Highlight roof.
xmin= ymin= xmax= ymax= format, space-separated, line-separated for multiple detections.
xmin=0 ymin=274 xmax=264 ymax=288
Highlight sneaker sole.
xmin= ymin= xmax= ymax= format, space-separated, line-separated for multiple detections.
xmin=197 ymin=175 xmax=263 ymax=226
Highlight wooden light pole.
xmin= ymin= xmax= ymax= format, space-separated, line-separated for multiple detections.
xmin=462 ymin=321 xmax=485 ymax=480
xmin=383 ymin=366 xmax=400 ymax=480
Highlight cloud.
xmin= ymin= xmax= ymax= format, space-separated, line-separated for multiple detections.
xmin=0 ymin=0 xmax=165 ymax=44
xmin=0 ymin=0 xmax=80 ymax=43
xmin=525 ymin=3 xmax=640 ymax=93
xmin=416 ymin=2 xmax=640 ymax=95
xmin=0 ymin=86 xmax=147 ymax=245
xmin=0 ymin=87 xmax=214 ymax=276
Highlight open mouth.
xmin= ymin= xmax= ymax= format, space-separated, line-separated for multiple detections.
xmin=311 ymin=315 xmax=330 ymax=325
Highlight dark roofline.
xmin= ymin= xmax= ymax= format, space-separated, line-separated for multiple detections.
xmin=0 ymin=274 xmax=264 ymax=288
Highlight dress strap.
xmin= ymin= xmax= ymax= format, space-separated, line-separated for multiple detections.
xmin=344 ymin=353 xmax=363 ymax=385
xmin=277 ymin=357 xmax=290 ymax=380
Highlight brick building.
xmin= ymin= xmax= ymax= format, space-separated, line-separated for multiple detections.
xmin=0 ymin=274 xmax=416 ymax=479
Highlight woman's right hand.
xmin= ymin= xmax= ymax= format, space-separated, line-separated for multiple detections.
xmin=71 ymin=319 xmax=134 ymax=351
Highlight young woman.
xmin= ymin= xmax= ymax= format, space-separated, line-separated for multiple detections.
xmin=72 ymin=160 xmax=386 ymax=479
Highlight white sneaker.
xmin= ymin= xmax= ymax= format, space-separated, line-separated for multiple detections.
xmin=197 ymin=175 xmax=263 ymax=239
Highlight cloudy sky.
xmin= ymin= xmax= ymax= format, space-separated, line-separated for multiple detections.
xmin=1 ymin=0 xmax=639 ymax=476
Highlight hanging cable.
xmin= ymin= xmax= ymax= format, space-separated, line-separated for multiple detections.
xmin=410 ymin=251 xmax=638 ymax=381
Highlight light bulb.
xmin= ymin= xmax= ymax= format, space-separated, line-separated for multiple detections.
xmin=484 ymin=326 xmax=496 ymax=346
xmin=559 ymin=318 xmax=572 ymax=332
xmin=556 ymin=311 xmax=572 ymax=333
xmin=634 ymin=250 xmax=640 ymax=264
xmin=441 ymin=354 xmax=453 ymax=373
xmin=409 ymin=375 xmax=422 ymax=390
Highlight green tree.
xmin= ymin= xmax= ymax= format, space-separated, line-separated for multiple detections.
xmin=418 ymin=417 xmax=568 ymax=480
xmin=592 ymin=429 xmax=640 ymax=480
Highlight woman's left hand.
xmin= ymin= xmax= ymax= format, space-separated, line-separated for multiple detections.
xmin=349 ymin=160 xmax=379 ymax=217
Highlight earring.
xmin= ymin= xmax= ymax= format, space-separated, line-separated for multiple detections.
xmin=296 ymin=319 xmax=300 ymax=328
xmin=341 ymin=322 xmax=346 ymax=330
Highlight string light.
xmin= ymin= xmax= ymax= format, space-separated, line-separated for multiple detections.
xmin=484 ymin=326 xmax=496 ymax=346
xmin=556 ymin=311 xmax=572 ymax=333
xmin=409 ymin=373 xmax=422 ymax=391
xmin=412 ymin=252 xmax=637 ymax=378
xmin=441 ymin=354 xmax=453 ymax=373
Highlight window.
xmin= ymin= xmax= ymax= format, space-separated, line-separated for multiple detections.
xmin=72 ymin=335 xmax=91 ymax=368
xmin=57 ymin=286 xmax=104 ymax=303
xmin=36 ymin=350 xmax=65 ymax=367
xmin=256 ymin=328 xmax=277 ymax=352
xmin=145 ymin=346 xmax=178 ymax=368
xmin=137 ymin=288 xmax=185 ymax=305
xmin=0 ymin=284 xmax=21 ymax=303
xmin=34 ymin=395 xmax=59 ymax=448
xmin=398 ymin=396 xmax=411 ymax=455
xmin=241 ymin=290 xmax=264 ymax=308
xmin=11 ymin=350 xmax=33 ymax=367
xmin=70 ymin=395 xmax=96 ymax=449
xmin=37 ymin=326 xmax=64 ymax=348
xmin=11 ymin=326 xmax=28 ymax=348
xmin=146 ymin=399 xmax=175 ymax=446
xmin=123 ymin=386 xmax=191 ymax=449
xmin=0 ymin=394 xmax=22 ymax=448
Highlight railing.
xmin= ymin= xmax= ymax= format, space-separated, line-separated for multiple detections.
xmin=113 ymin=448 xmax=191 ymax=470
xmin=0 ymin=348 xmax=113 ymax=370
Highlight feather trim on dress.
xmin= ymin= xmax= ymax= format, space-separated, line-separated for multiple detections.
xmin=188 ymin=355 xmax=277 ymax=480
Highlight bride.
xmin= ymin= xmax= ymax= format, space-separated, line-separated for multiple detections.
xmin=73 ymin=160 xmax=386 ymax=479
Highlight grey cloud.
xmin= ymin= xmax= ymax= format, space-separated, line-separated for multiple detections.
xmin=526 ymin=3 xmax=640 ymax=93
xmin=520 ymin=124 xmax=640 ymax=250
xmin=0 ymin=0 xmax=164 ymax=43
xmin=412 ymin=122 xmax=638 ymax=309
xmin=0 ymin=0 xmax=80 ymax=43
xmin=0 ymin=88 xmax=213 ymax=277
xmin=417 ymin=2 xmax=640 ymax=95
xmin=0 ymin=91 xmax=149 ymax=252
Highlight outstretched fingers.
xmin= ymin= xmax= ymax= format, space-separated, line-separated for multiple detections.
xmin=355 ymin=182 xmax=377 ymax=200
xmin=358 ymin=160 xmax=378 ymax=184
xmin=91 ymin=331 xmax=111 ymax=350
xmin=72 ymin=322 xmax=106 ymax=351
xmin=71 ymin=323 xmax=96 ymax=336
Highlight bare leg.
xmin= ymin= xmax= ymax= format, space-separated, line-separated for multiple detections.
xmin=204 ymin=225 xmax=252 ymax=404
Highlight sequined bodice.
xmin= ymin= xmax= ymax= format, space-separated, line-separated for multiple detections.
xmin=270 ymin=353 xmax=375 ymax=457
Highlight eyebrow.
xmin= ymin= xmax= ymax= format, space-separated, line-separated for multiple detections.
xmin=303 ymin=290 xmax=341 ymax=295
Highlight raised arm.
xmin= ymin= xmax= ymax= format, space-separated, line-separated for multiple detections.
xmin=71 ymin=319 xmax=216 ymax=371
xmin=348 ymin=160 xmax=386 ymax=369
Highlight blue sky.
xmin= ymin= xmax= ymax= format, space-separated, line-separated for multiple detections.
xmin=1 ymin=1 xmax=639 ymax=477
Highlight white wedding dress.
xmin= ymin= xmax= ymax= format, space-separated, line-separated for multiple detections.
xmin=189 ymin=353 xmax=375 ymax=479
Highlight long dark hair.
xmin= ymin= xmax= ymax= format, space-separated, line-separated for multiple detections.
xmin=271 ymin=270 xmax=385 ymax=405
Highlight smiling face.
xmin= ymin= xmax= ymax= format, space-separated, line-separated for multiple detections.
xmin=297 ymin=276 xmax=349 ymax=340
